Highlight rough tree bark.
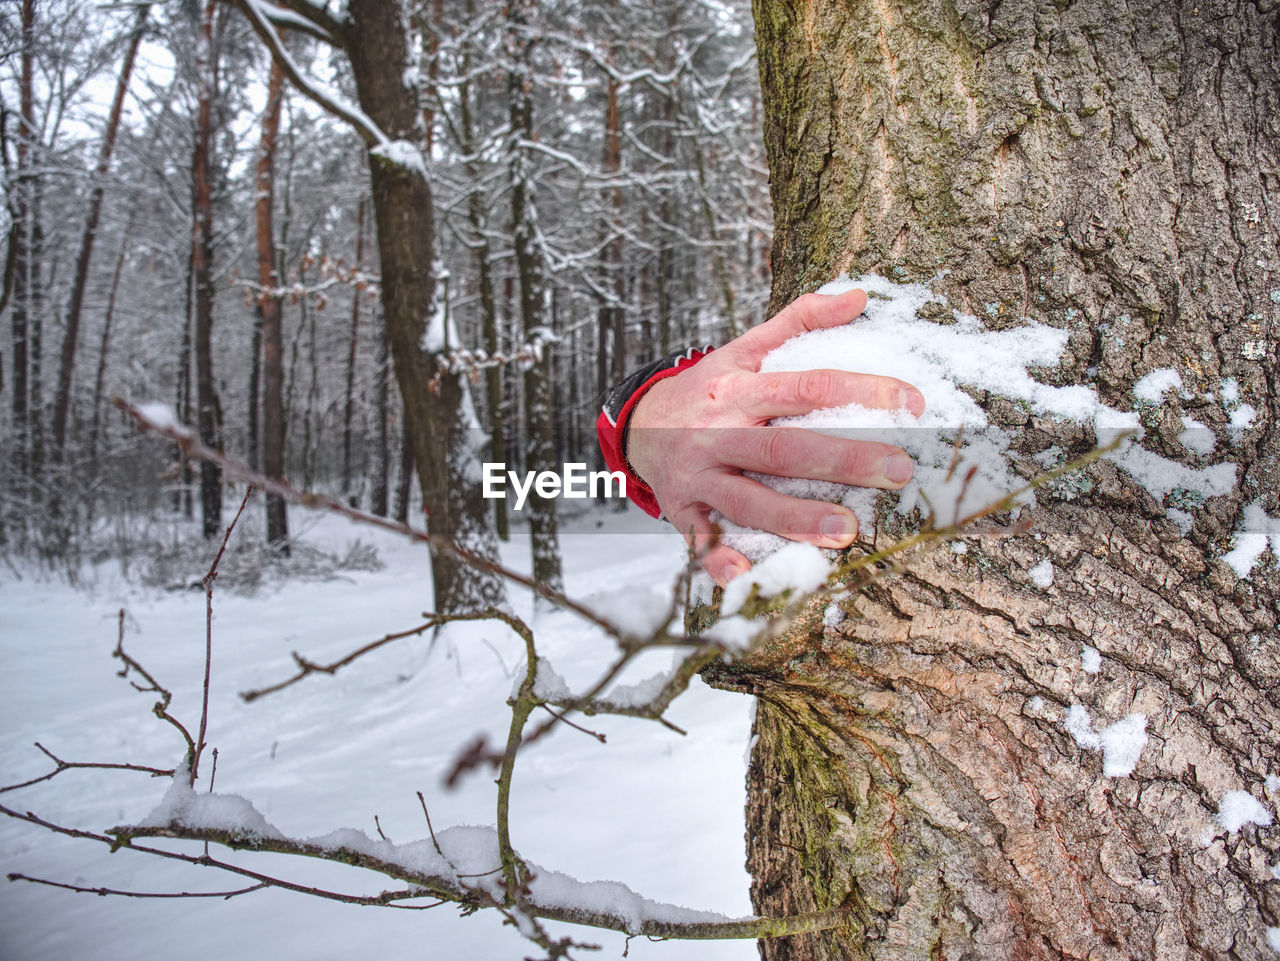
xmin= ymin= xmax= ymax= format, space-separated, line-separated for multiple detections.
xmin=716 ymin=2 xmax=1280 ymax=958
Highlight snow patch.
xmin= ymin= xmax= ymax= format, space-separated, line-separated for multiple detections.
xmin=370 ymin=139 xmax=428 ymax=179
xmin=1222 ymin=502 xmax=1280 ymax=578
xmin=702 ymin=615 xmax=761 ymax=651
xmin=1133 ymin=368 xmax=1185 ymax=404
xmin=719 ymin=543 xmax=831 ymax=617
xmin=1216 ymin=790 xmax=1273 ymax=833
xmin=1063 ymin=706 xmax=1148 ymax=777
xmin=1178 ymin=416 xmax=1215 ymax=455
xmin=1080 ymin=646 xmax=1101 ymax=674
xmin=139 ymin=764 xmax=284 ymax=841
xmin=718 ymin=274 xmax=1238 ymax=562
xmin=135 ymin=401 xmax=190 ymax=437
xmin=1029 ymin=558 xmax=1054 ymax=589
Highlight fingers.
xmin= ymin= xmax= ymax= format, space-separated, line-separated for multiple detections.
xmin=715 ymin=426 xmax=912 ymax=489
xmin=701 ymin=472 xmax=862 ymax=549
xmin=729 ymin=289 xmax=869 ymax=362
xmin=667 ymin=504 xmax=753 ymax=587
xmin=741 ymin=368 xmax=926 ymax=419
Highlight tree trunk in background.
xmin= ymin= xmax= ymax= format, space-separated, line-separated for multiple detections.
xmin=458 ymin=0 xmax=508 ymax=541
xmin=602 ymin=70 xmax=627 ymax=387
xmin=8 ymin=0 xmax=37 ymax=482
xmin=393 ymin=424 xmax=412 ymax=525
xmin=346 ymin=0 xmax=503 ymax=611
xmin=50 ymin=3 xmax=147 ymax=457
xmin=507 ymin=0 xmax=562 ymax=592
xmin=724 ymin=1 xmax=1280 ymax=957
xmin=341 ymin=196 xmax=366 ymax=504
xmin=88 ymin=206 xmax=136 ymax=474
xmin=176 ymin=247 xmax=194 ymax=519
xmin=370 ymin=308 xmax=390 ymax=518
xmin=192 ymin=0 xmax=221 ymax=539
xmin=256 ymin=54 xmax=288 ymax=553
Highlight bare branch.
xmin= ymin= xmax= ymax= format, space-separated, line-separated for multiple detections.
xmin=8 ymin=873 xmax=268 ymax=900
xmin=255 ymin=0 xmax=345 ymax=46
xmin=112 ymin=608 xmax=197 ymax=762
xmin=228 ymin=0 xmax=387 ymax=147
xmin=0 ymin=742 xmax=173 ymax=794
xmin=193 ymin=485 xmax=254 ymax=786
xmin=416 ymin=791 xmax=445 ymax=859
xmin=241 ymin=608 xmax=530 ymax=701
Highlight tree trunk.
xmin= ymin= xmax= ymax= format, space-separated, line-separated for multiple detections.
xmin=341 ymin=196 xmax=366 ymax=505
xmin=727 ymin=1 xmax=1280 ymax=958
xmin=88 ymin=206 xmax=136 ymax=474
xmin=176 ymin=246 xmax=194 ymax=519
xmin=50 ymin=3 xmax=147 ymax=457
xmin=8 ymin=0 xmax=37 ymax=482
xmin=507 ymin=0 xmax=562 ymax=592
xmin=457 ymin=0 xmax=508 ymax=541
xmin=393 ymin=422 xmax=413 ymax=526
xmin=370 ymin=307 xmax=390 ymax=518
xmin=256 ymin=54 xmax=288 ymax=552
xmin=192 ymin=0 xmax=221 ymax=539
xmin=345 ymin=0 xmax=504 ymax=611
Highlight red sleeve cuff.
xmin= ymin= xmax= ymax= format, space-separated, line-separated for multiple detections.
xmin=596 ymin=349 xmax=711 ymax=518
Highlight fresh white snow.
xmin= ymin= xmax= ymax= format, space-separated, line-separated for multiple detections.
xmin=0 ymin=507 xmax=756 ymax=961
xmin=719 ymin=542 xmax=832 ymax=616
xmin=1216 ymin=790 xmax=1274 ymax=833
xmin=1222 ymin=502 xmax=1280 ymax=578
xmin=1133 ymin=368 xmax=1185 ymax=404
xmin=1029 ymin=559 xmax=1055 ymax=589
xmin=1063 ymin=705 xmax=1148 ymax=777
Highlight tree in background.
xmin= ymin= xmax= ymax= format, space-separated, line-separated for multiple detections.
xmin=729 ymin=1 xmax=1280 ymax=956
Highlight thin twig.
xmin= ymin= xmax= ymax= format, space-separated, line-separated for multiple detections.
xmin=538 ymin=705 xmax=606 ymax=743
xmin=241 ymin=609 xmax=522 ymax=702
xmin=193 ymin=485 xmax=253 ymax=787
xmin=112 ymin=610 xmax=196 ymax=761
xmin=7 ymin=873 xmax=268 ymax=900
xmin=0 ymin=743 xmax=173 ymax=794
xmin=417 ymin=791 xmax=444 ymax=859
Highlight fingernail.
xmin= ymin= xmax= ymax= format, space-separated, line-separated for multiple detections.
xmin=902 ymin=388 xmax=925 ymax=416
xmin=884 ymin=453 xmax=914 ymax=484
xmin=820 ymin=512 xmax=856 ymax=543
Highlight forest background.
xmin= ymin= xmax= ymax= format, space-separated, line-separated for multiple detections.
xmin=0 ymin=0 xmax=768 ymax=570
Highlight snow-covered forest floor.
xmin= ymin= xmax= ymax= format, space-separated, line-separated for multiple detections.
xmin=1 ymin=504 xmax=756 ymax=960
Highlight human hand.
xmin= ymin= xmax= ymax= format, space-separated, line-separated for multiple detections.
xmin=625 ymin=288 xmax=925 ymax=586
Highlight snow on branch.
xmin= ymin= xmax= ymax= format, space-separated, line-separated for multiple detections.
xmin=254 ymin=1 xmax=345 ymax=46
xmin=231 ymin=0 xmax=389 ymax=149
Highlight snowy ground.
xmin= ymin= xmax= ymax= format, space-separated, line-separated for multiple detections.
xmin=0 ymin=504 xmax=757 ymax=960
